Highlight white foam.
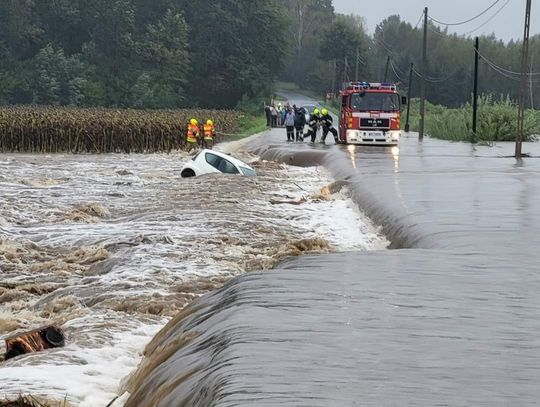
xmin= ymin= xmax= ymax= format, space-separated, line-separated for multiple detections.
xmin=0 ymin=152 xmax=387 ymax=404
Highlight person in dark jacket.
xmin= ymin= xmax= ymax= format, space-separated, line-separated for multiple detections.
xmin=264 ymin=104 xmax=271 ymax=127
xmin=305 ymin=108 xmax=321 ymax=143
xmin=320 ymin=108 xmax=339 ymax=144
xmin=294 ymin=107 xmax=306 ymax=142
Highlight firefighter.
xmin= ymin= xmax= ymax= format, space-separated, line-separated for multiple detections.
xmin=203 ymin=119 xmax=216 ymax=149
xmin=305 ymin=108 xmax=322 ymax=143
xmin=186 ymin=118 xmax=200 ymax=151
xmin=320 ymin=108 xmax=339 ymax=144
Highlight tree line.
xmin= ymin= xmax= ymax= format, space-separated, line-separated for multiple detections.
xmin=0 ymin=0 xmax=286 ymax=109
xmin=281 ymin=7 xmax=539 ymax=109
xmin=1 ymin=0 xmax=538 ymax=110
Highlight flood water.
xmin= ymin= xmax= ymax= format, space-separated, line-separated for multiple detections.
xmin=0 ymin=146 xmax=386 ymax=405
xmin=119 ymin=130 xmax=540 ymax=407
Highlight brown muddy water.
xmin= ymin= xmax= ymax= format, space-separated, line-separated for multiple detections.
xmin=0 ymin=148 xmax=387 ymax=405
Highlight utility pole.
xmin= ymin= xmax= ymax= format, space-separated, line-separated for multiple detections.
xmin=419 ymin=7 xmax=428 ymax=141
xmin=384 ymin=56 xmax=391 ymax=82
xmin=355 ymin=47 xmax=360 ymax=81
xmin=343 ymin=55 xmax=349 ymax=85
xmin=472 ymin=37 xmax=480 ymax=140
xmin=331 ymin=58 xmax=336 ymax=96
xmin=405 ymin=63 xmax=414 ymax=132
xmin=516 ymin=0 xmax=532 ymax=159
xmin=530 ymin=54 xmax=535 ymax=110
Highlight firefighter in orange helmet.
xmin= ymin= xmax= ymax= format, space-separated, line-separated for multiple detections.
xmin=203 ymin=119 xmax=216 ymax=149
xmin=186 ymin=118 xmax=200 ymax=151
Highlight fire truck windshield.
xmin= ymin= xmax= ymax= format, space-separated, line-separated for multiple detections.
xmin=350 ymin=92 xmax=400 ymax=112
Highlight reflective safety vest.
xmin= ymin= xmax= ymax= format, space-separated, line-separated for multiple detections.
xmin=186 ymin=123 xmax=199 ymax=143
xmin=203 ymin=124 xmax=215 ymax=140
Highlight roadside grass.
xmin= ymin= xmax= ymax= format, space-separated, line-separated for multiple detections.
xmin=222 ymin=114 xmax=267 ymax=141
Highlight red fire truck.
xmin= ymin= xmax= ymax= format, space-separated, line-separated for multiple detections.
xmin=338 ymin=82 xmax=406 ymax=145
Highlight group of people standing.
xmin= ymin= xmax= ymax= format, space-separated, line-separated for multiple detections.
xmin=265 ymin=103 xmax=288 ymax=128
xmin=185 ymin=118 xmax=216 ymax=151
xmin=281 ymin=106 xmax=339 ymax=144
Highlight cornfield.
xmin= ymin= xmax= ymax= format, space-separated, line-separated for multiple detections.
xmin=0 ymin=106 xmax=243 ymax=153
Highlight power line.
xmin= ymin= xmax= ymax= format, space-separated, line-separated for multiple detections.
xmin=390 ymin=60 xmax=407 ymax=82
xmin=412 ymin=66 xmax=461 ymax=83
xmin=464 ymin=0 xmax=511 ymax=36
xmin=477 ymin=51 xmax=540 ymax=83
xmin=375 ymin=37 xmax=399 ymax=57
xmin=428 ymin=0 xmax=501 ymax=26
xmin=474 ymin=46 xmax=540 ymax=76
xmin=413 ymin=11 xmax=424 ymax=29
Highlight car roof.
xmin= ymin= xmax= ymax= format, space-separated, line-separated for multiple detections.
xmin=198 ymin=149 xmax=254 ymax=169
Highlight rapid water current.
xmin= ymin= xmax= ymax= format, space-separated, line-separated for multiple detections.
xmin=0 ymin=147 xmax=387 ymax=405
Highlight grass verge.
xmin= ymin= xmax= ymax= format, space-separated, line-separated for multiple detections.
xmin=222 ymin=114 xmax=267 ymax=141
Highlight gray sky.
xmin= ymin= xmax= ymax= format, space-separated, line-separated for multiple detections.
xmin=333 ymin=0 xmax=539 ymax=42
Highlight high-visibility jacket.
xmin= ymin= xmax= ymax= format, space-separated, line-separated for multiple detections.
xmin=186 ymin=123 xmax=199 ymax=143
xmin=203 ymin=124 xmax=215 ymax=140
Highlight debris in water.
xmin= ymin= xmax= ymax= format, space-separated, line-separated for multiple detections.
xmin=0 ymin=395 xmax=72 ymax=407
xmin=4 ymin=325 xmax=65 ymax=361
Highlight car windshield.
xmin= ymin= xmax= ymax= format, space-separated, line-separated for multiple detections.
xmin=350 ymin=92 xmax=400 ymax=112
xmin=239 ymin=166 xmax=257 ymax=177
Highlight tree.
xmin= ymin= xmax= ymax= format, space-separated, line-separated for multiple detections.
xmin=319 ymin=15 xmax=369 ymax=91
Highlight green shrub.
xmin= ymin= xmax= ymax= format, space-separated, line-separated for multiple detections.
xmin=405 ymin=96 xmax=540 ymax=142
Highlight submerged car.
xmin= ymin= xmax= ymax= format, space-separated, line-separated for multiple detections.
xmin=181 ymin=149 xmax=257 ymax=178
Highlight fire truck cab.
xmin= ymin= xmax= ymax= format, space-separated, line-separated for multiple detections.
xmin=339 ymin=82 xmax=406 ymax=146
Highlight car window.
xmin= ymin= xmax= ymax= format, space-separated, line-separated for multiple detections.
xmin=239 ymin=166 xmax=257 ymax=177
xmin=218 ymin=158 xmax=239 ymax=174
xmin=205 ymin=152 xmax=222 ymax=169
xmin=192 ymin=150 xmax=202 ymax=161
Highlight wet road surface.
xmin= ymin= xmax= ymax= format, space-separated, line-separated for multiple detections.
xmin=122 ymin=120 xmax=540 ymax=406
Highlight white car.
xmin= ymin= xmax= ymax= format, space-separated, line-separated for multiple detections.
xmin=181 ymin=149 xmax=257 ymax=178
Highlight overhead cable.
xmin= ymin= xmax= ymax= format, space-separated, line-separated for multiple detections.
xmin=428 ymin=0 xmax=501 ymax=26
xmin=390 ymin=60 xmax=407 ymax=82
xmin=413 ymin=11 xmax=424 ymax=29
xmin=475 ymin=47 xmax=540 ymax=76
xmin=464 ymin=0 xmax=511 ymax=35
xmin=412 ymin=67 xmax=460 ymax=83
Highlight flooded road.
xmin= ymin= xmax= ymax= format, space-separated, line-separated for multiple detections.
xmin=120 ymin=127 xmax=540 ymax=406
xmin=124 ymin=250 xmax=540 ymax=407
xmin=0 ymin=147 xmax=386 ymax=405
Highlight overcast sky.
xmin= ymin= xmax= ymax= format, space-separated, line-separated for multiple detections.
xmin=333 ymin=0 xmax=538 ymax=42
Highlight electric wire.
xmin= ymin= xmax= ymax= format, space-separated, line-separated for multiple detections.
xmin=464 ymin=0 xmax=511 ymax=36
xmin=428 ymin=0 xmax=501 ymax=26
xmin=475 ymin=47 xmax=540 ymax=76
xmin=477 ymin=51 xmax=540 ymax=83
xmin=412 ymin=66 xmax=461 ymax=83
xmin=413 ymin=11 xmax=424 ymax=29
xmin=390 ymin=60 xmax=407 ymax=82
